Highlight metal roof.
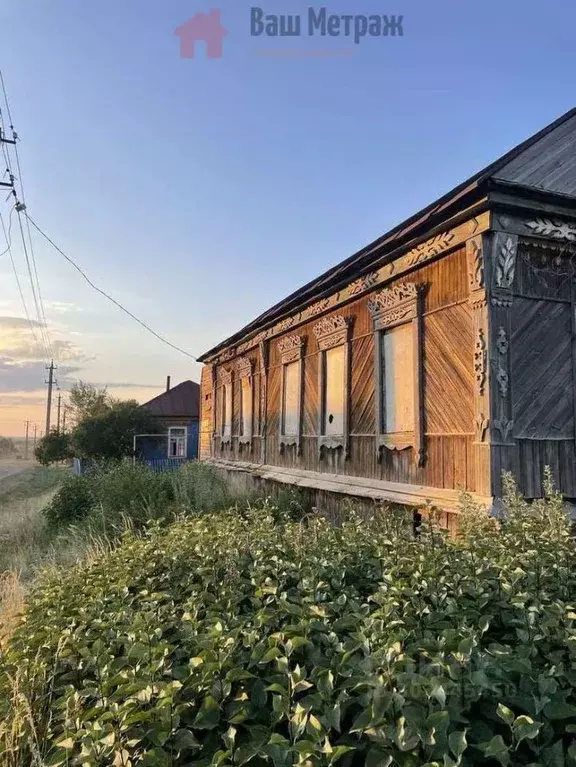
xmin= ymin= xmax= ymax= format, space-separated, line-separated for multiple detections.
xmin=198 ymin=106 xmax=576 ymax=363
xmin=141 ymin=380 xmax=200 ymax=418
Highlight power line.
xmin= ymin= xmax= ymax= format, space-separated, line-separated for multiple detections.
xmin=0 ymin=206 xmax=40 ymax=345
xmin=0 ymin=71 xmax=52 ymax=361
xmin=0 ymin=203 xmax=14 ymax=258
xmin=25 ymin=214 xmax=198 ymax=361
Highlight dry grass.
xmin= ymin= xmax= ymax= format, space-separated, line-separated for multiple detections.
xmin=0 ymin=572 xmax=24 ymax=649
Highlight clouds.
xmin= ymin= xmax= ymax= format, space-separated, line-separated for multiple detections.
xmin=0 ymin=315 xmax=92 ymax=363
xmin=0 ymin=358 xmax=82 ymax=393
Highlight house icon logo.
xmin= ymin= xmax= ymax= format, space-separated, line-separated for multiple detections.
xmin=175 ymin=9 xmax=228 ymax=59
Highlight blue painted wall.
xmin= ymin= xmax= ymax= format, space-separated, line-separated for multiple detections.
xmin=138 ymin=419 xmax=199 ymax=462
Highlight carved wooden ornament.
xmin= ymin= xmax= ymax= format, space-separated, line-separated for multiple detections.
xmin=313 ymin=315 xmax=350 ymax=351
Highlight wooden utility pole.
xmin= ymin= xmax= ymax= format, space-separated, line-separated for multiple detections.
xmin=56 ymin=390 xmax=62 ymax=434
xmin=62 ymin=406 xmax=67 ymax=434
xmin=45 ymin=360 xmax=56 ymax=435
xmin=24 ymin=419 xmax=29 ymax=460
xmin=33 ymin=423 xmax=38 ymax=448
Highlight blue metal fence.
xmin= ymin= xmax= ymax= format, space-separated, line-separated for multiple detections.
xmin=144 ymin=457 xmax=195 ymax=473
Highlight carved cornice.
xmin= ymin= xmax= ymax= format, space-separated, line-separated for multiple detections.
xmin=277 ymin=334 xmax=305 ymax=364
xmin=368 ymin=282 xmax=418 ymax=329
xmin=204 ymin=214 xmax=489 ymax=365
xmin=313 ymin=315 xmax=350 ymax=351
xmin=526 ymin=217 xmax=576 ymax=241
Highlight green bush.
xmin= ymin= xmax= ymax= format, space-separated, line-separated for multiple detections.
xmin=3 ymin=473 xmax=576 ymax=766
xmin=89 ymin=462 xmax=175 ymax=524
xmin=42 ymin=474 xmax=93 ymax=528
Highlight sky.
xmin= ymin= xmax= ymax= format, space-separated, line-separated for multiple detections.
xmin=0 ymin=0 xmax=575 ymax=437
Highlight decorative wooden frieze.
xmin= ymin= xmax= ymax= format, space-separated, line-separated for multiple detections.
xmin=206 ymin=213 xmax=491 ymax=365
xmin=236 ymin=357 xmax=253 ymax=379
xmin=313 ymin=315 xmax=350 ymax=351
xmin=406 ymin=231 xmax=456 ymax=267
xmin=474 ymin=413 xmax=489 ymax=443
xmin=526 ymin=217 xmax=576 ymax=242
xmin=217 ymin=367 xmax=233 ymax=385
xmin=277 ymin=334 xmax=305 ymax=364
xmin=348 ymin=271 xmax=379 ymax=297
xmin=474 ymin=329 xmax=487 ymax=397
xmin=306 ymin=298 xmax=330 ymax=317
xmin=368 ymin=282 xmax=418 ymax=331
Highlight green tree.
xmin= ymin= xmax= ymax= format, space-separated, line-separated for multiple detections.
xmin=68 ymin=381 xmax=114 ymax=426
xmin=72 ymin=400 xmax=161 ymax=461
xmin=34 ymin=431 xmax=72 ymax=466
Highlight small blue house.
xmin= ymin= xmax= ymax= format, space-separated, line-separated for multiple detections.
xmin=137 ymin=378 xmax=200 ymax=469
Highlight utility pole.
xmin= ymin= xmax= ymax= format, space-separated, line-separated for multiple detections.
xmin=62 ymin=406 xmax=67 ymax=435
xmin=33 ymin=423 xmax=38 ymax=449
xmin=45 ymin=360 xmax=56 ymax=435
xmin=56 ymin=390 xmax=62 ymax=434
xmin=24 ymin=419 xmax=29 ymax=460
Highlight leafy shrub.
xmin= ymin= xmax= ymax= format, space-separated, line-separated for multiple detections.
xmin=34 ymin=430 xmax=72 ymax=466
xmin=172 ymin=460 xmax=231 ymax=514
xmin=42 ymin=474 xmax=93 ymax=528
xmin=89 ymin=462 xmax=175 ymax=524
xmin=3 ymin=475 xmax=576 ymax=766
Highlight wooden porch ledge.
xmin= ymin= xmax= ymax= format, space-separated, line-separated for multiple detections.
xmin=206 ymin=459 xmax=493 ymax=513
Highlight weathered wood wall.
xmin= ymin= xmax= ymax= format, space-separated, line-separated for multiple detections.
xmin=204 ymin=246 xmax=480 ymax=494
xmin=494 ymin=238 xmax=576 ymax=498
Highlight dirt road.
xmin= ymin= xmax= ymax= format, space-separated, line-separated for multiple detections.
xmin=0 ymin=462 xmax=32 ymax=482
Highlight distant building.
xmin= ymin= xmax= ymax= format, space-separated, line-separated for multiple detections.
xmin=138 ymin=378 xmax=200 ymax=466
xmin=198 ymin=107 xmax=576 ymax=525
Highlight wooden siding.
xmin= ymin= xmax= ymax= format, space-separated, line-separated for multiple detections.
xmin=502 ymin=239 xmax=576 ymax=498
xmin=209 ymin=246 xmax=479 ymax=495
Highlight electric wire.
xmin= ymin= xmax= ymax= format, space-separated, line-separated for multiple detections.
xmin=0 ymin=71 xmax=52 ymax=360
xmin=0 ymin=207 xmax=40 ymax=344
xmin=25 ymin=214 xmax=199 ymax=361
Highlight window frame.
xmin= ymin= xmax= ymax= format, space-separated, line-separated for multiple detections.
xmin=277 ymin=334 xmax=305 ymax=455
xmin=167 ymin=426 xmax=188 ymax=459
xmin=368 ymin=282 xmax=425 ymax=466
xmin=237 ymin=357 xmax=254 ymax=449
xmin=313 ymin=315 xmax=351 ymax=459
xmin=217 ymin=367 xmax=233 ymax=448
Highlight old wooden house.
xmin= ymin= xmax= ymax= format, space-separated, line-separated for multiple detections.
xmin=198 ymin=108 xmax=576 ymax=520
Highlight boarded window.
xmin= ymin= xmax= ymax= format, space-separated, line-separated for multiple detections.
xmin=282 ymin=362 xmax=299 ymax=435
xmin=222 ymin=384 xmax=232 ymax=438
xmin=323 ymin=345 xmax=345 ymax=436
xmin=240 ymin=377 xmax=252 ymax=437
xmin=382 ymin=324 xmax=414 ymax=433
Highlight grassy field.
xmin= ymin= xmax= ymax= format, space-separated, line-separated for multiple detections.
xmin=0 ymin=465 xmax=69 ymax=644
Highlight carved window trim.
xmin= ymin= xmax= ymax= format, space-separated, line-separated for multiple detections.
xmin=236 ymin=358 xmax=254 ymax=449
xmin=277 ymin=335 xmax=306 ymax=454
xmin=216 ymin=367 xmax=233 ymax=448
xmin=313 ymin=315 xmax=352 ymax=459
xmin=368 ymin=282 xmax=425 ymax=466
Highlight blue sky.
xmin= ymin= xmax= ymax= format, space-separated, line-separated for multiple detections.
xmin=0 ymin=0 xmax=575 ymax=434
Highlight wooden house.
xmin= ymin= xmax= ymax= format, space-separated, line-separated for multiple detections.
xmin=198 ymin=108 xmax=576 ymax=521
xmin=138 ymin=378 xmax=200 ymax=466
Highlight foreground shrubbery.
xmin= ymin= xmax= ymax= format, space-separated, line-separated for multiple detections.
xmin=1 ymin=475 xmax=576 ymax=766
xmin=43 ymin=461 xmax=231 ymax=530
